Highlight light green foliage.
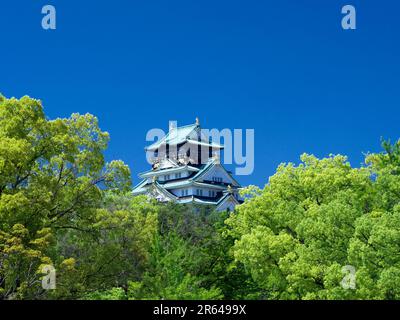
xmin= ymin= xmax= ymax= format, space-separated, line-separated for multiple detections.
xmin=0 ymin=95 xmax=131 ymax=299
xmin=77 ymin=204 xmax=230 ymax=300
xmin=227 ymin=147 xmax=400 ymax=300
xmin=50 ymin=194 xmax=159 ymax=299
xmin=2 ymin=94 xmax=400 ymax=300
xmin=0 ymin=224 xmax=53 ymax=299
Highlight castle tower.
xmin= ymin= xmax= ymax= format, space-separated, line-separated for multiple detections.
xmin=132 ymin=119 xmax=242 ymax=211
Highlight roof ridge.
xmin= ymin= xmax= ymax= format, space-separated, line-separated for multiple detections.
xmin=174 ymin=122 xmax=198 ymax=129
xmin=190 ymin=158 xmax=217 ymax=181
xmin=154 ymin=181 xmax=178 ymax=199
xmin=146 ymin=122 xmax=199 ymax=150
xmin=216 ymin=193 xmax=240 ymax=205
xmin=132 ymin=179 xmax=147 ymax=189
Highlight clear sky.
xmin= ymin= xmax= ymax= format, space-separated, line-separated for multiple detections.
xmin=1 ymin=0 xmax=399 ymax=187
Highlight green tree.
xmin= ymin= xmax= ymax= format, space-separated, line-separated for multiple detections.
xmin=4 ymin=94 xmax=400 ymax=301
xmin=127 ymin=204 xmax=224 ymax=300
xmin=346 ymin=140 xmax=400 ymax=299
xmin=227 ymin=143 xmax=400 ymax=300
xmin=52 ymin=194 xmax=159 ymax=299
xmin=227 ymin=154 xmax=373 ymax=299
xmin=0 ymin=95 xmax=130 ymax=299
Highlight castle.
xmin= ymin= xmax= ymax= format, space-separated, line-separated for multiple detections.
xmin=132 ymin=118 xmax=242 ymax=211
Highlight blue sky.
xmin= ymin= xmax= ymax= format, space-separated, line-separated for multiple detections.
xmin=1 ymin=0 xmax=399 ymax=187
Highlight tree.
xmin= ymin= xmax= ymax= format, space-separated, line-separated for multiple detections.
xmin=227 ymin=154 xmax=371 ymax=299
xmin=346 ymin=140 xmax=400 ymax=299
xmin=0 ymin=95 xmax=131 ymax=299
xmin=127 ymin=204 xmax=224 ymax=300
xmin=227 ymin=143 xmax=400 ymax=300
xmin=52 ymin=194 xmax=159 ymax=299
xmin=3 ymin=93 xmax=400 ymax=300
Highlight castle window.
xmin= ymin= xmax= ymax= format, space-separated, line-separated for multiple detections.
xmin=212 ymin=177 xmax=223 ymax=183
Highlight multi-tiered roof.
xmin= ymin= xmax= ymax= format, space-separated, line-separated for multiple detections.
xmin=132 ymin=118 xmax=242 ymax=211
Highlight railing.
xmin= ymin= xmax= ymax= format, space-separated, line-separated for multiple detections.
xmin=150 ymin=155 xmax=197 ymax=168
xmin=150 ymin=152 xmax=219 ymax=166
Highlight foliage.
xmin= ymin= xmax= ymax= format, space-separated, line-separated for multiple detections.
xmin=0 ymin=95 xmax=130 ymax=299
xmin=50 ymin=194 xmax=159 ymax=299
xmin=227 ymin=147 xmax=400 ymax=300
xmin=125 ymin=204 xmax=226 ymax=300
xmin=2 ymin=94 xmax=400 ymax=300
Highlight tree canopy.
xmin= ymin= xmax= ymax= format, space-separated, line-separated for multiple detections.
xmin=227 ymin=148 xmax=400 ymax=299
xmin=0 ymin=95 xmax=131 ymax=299
xmin=1 ymin=94 xmax=400 ymax=300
